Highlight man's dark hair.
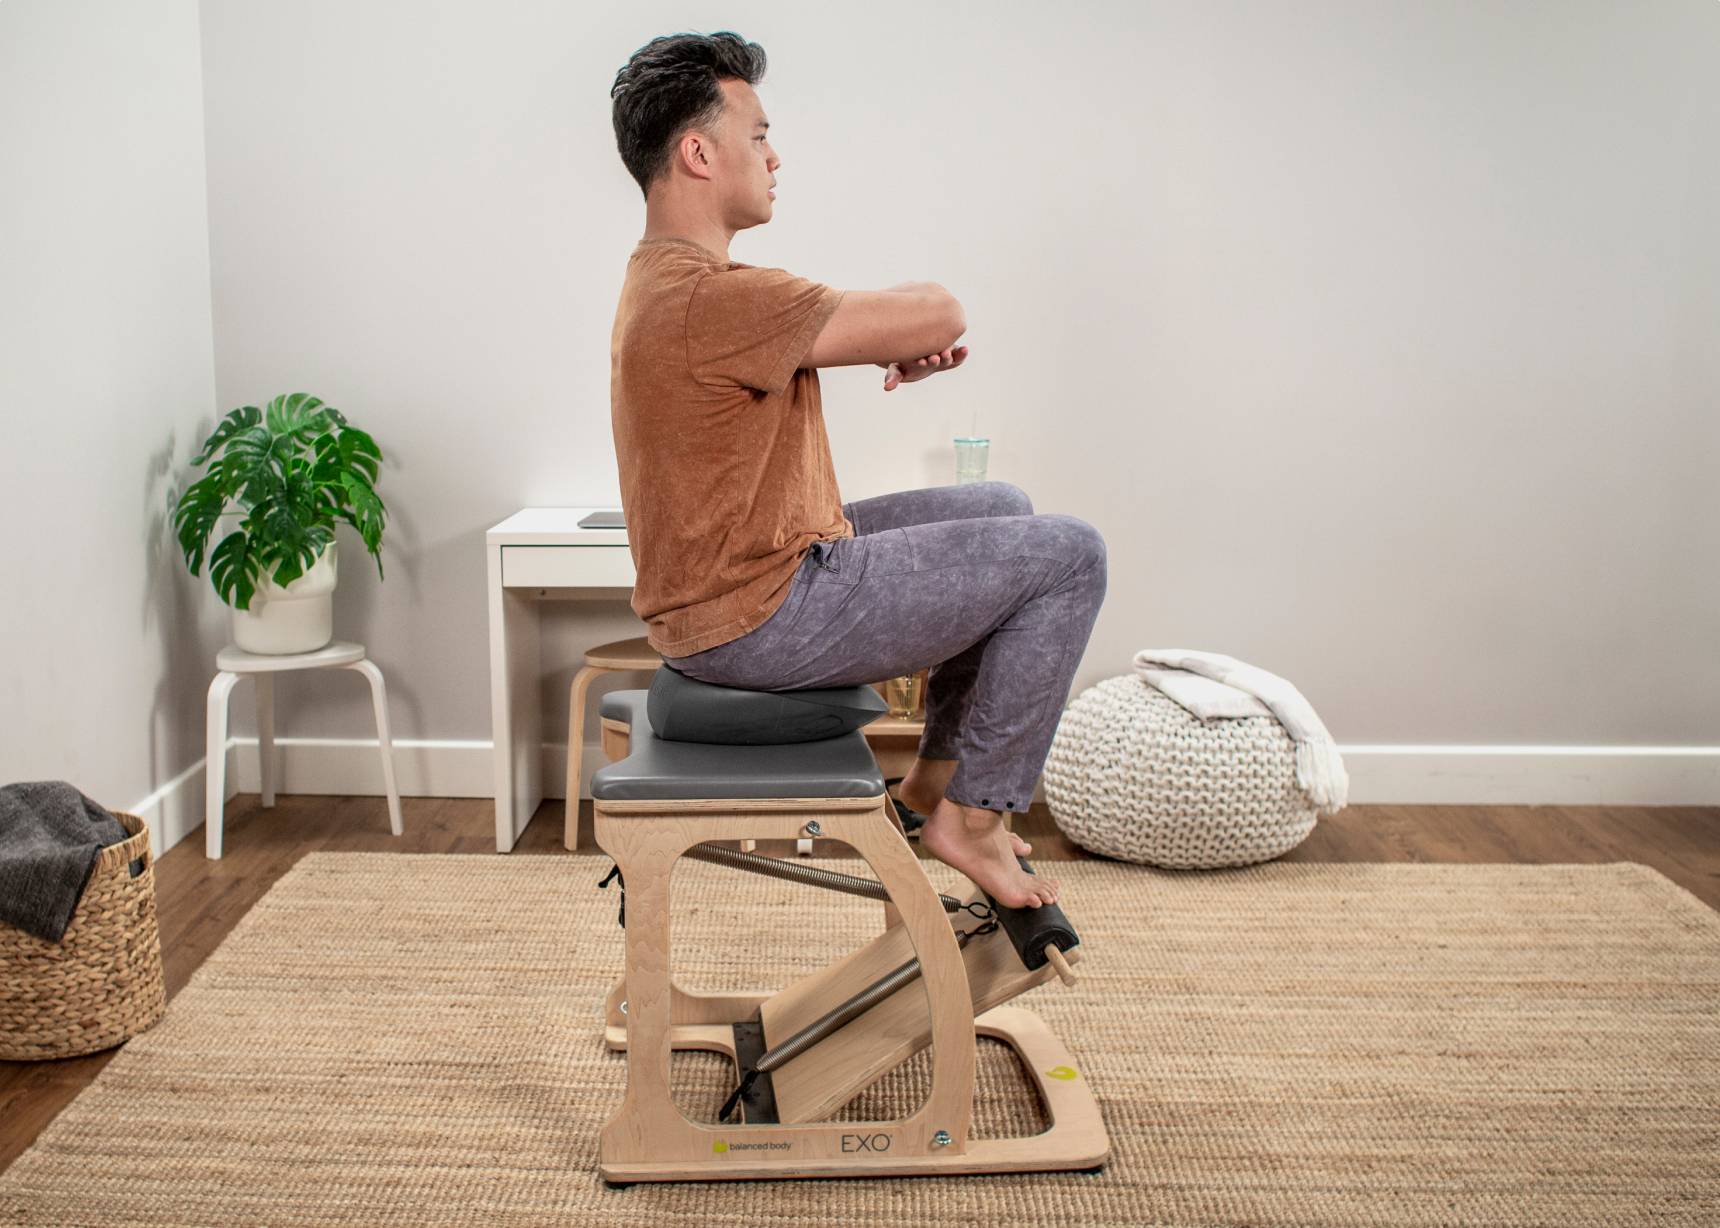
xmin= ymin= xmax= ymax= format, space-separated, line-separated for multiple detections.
xmin=611 ymin=31 xmax=768 ymax=201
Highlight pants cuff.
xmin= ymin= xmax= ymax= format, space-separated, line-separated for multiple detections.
xmin=942 ymin=783 xmax=1030 ymax=815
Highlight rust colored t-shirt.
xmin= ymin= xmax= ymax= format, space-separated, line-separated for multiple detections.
xmin=610 ymin=237 xmax=853 ymax=657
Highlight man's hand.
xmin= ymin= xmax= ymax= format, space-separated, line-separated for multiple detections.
xmin=880 ymin=344 xmax=969 ymax=391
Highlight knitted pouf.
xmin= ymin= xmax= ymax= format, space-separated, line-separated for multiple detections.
xmin=1042 ymin=674 xmax=1319 ymax=869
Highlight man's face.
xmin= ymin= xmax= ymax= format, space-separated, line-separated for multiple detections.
xmin=711 ymin=78 xmax=778 ymax=226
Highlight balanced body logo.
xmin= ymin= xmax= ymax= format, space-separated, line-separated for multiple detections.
xmin=712 ymin=1139 xmax=791 ymax=1153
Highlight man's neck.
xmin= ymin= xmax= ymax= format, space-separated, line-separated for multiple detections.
xmin=640 ymin=228 xmax=731 ymax=263
xmin=641 ymin=200 xmax=732 ymax=262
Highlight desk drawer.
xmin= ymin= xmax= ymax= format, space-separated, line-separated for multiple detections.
xmin=502 ymin=545 xmax=636 ymax=588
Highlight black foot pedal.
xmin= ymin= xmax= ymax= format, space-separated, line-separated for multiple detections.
xmin=883 ymin=777 xmax=929 ymax=836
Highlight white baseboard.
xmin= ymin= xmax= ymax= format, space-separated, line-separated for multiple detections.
xmin=130 ymin=739 xmax=1720 ymax=859
xmin=125 ymin=749 xmax=240 ymax=864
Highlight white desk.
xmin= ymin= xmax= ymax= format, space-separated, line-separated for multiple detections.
xmin=486 ymin=507 xmax=635 ymax=852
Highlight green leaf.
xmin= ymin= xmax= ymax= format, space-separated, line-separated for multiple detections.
xmin=264 ymin=392 xmax=327 ymax=443
xmin=190 ymin=406 xmax=260 ymax=466
xmin=338 ymin=428 xmax=382 ymax=483
xmin=269 ymin=549 xmax=306 ymax=589
xmin=340 ymin=472 xmax=386 ymax=549
xmin=271 ymin=528 xmax=336 ymax=589
xmin=172 ymin=472 xmax=228 ymax=576
xmin=209 ymin=530 xmax=258 ymax=610
xmin=218 ymin=424 xmax=276 ymax=489
xmin=309 ymin=433 xmax=352 ymax=486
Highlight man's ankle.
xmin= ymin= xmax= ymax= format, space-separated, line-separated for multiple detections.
xmin=941 ymin=799 xmax=1000 ymax=830
xmin=904 ymin=758 xmax=957 ymax=792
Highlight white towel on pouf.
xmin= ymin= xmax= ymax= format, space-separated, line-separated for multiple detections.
xmin=1132 ymin=648 xmax=1349 ymax=815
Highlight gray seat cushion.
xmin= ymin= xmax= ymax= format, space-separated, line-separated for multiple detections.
xmin=591 ymin=690 xmax=885 ymax=803
xmin=644 ymin=664 xmax=888 ymax=745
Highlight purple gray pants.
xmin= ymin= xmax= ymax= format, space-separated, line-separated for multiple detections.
xmin=662 ymin=481 xmax=1108 ymax=816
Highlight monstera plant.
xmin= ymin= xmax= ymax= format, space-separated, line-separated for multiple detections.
xmin=172 ymin=392 xmax=387 ymax=613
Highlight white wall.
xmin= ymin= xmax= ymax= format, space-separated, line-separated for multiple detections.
xmin=0 ymin=0 xmax=222 ymax=848
xmin=4 ymin=2 xmax=1716 ymax=854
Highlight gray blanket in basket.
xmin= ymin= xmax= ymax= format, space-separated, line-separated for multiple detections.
xmin=0 ymin=780 xmax=131 ymax=943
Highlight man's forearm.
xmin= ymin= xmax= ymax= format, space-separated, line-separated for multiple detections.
xmin=874 ymin=283 xmax=964 ymax=367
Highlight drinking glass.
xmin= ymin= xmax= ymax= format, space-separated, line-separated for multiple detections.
xmin=883 ymin=670 xmax=926 ymax=718
xmin=954 ymin=436 xmax=989 ymax=484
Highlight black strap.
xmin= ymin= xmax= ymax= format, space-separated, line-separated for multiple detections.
xmin=597 ymin=863 xmax=625 ymax=928
xmin=718 ymin=1069 xmax=760 ymax=1122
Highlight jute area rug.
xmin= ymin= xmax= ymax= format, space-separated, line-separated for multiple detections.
xmin=2 ymin=853 xmax=1716 ymax=1227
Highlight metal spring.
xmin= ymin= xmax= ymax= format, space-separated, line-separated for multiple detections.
xmin=754 ymin=924 xmax=992 ymax=1075
xmin=683 ymin=841 xmax=967 ymax=913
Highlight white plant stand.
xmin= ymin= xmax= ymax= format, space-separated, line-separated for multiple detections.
xmin=204 ymin=640 xmax=403 ymax=859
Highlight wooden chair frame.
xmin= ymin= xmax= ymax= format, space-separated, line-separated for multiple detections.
xmin=592 ymin=788 xmax=1110 ymax=1184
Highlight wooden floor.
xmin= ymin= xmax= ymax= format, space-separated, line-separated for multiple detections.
xmin=2 ymin=794 xmax=1715 ymax=1175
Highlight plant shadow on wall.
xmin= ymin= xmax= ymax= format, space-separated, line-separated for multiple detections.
xmin=171 ymin=393 xmax=388 ymax=657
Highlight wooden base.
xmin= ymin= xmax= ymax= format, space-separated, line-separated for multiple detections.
xmin=599 ymin=1005 xmax=1106 ymax=1183
xmin=591 ymin=793 xmax=1110 ymax=1184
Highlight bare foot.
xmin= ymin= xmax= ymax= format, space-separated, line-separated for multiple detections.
xmin=919 ymin=799 xmax=1060 ymax=909
xmin=897 ymin=780 xmax=1031 ymax=856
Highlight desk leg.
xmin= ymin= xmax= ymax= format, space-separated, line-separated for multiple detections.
xmin=489 ymin=547 xmax=544 ymax=852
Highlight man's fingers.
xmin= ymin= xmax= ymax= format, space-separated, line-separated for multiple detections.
xmin=882 ymin=346 xmax=970 ymax=390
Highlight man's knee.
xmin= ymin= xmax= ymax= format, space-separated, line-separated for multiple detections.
xmin=1039 ymin=513 xmax=1106 ymax=575
xmin=985 ymin=480 xmax=1034 ymax=516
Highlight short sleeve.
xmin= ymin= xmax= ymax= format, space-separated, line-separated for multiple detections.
xmin=685 ymin=265 xmax=845 ymax=396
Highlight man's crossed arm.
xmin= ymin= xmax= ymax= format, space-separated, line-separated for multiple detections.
xmin=802 ymin=281 xmax=969 ymax=392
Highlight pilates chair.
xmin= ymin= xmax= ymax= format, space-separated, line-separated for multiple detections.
xmin=589 ymin=664 xmax=1110 ymax=1185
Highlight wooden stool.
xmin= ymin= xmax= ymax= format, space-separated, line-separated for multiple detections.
xmin=565 ymin=635 xmax=661 ymax=850
xmin=587 ymin=669 xmax=1109 ymax=1185
xmin=204 ymin=641 xmax=403 ymax=859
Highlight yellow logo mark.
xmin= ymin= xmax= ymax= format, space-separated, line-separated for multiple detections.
xmin=713 ymin=1140 xmax=729 ymax=1153
xmin=1046 ymin=1065 xmax=1079 ymax=1081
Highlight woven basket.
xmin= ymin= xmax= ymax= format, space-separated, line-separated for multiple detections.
xmin=1042 ymin=675 xmax=1318 ymax=869
xmin=0 ymin=810 xmax=167 ymax=1060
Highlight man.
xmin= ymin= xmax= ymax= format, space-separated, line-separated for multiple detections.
xmin=609 ymin=31 xmax=1106 ymax=909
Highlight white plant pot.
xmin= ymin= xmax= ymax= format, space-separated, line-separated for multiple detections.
xmin=231 ymin=540 xmax=338 ymax=654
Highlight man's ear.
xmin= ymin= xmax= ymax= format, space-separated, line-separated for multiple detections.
xmin=679 ymin=131 xmax=714 ymax=178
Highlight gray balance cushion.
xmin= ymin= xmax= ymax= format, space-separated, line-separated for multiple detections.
xmin=646 ymin=664 xmax=888 ymax=745
xmin=591 ymin=690 xmax=884 ymax=803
